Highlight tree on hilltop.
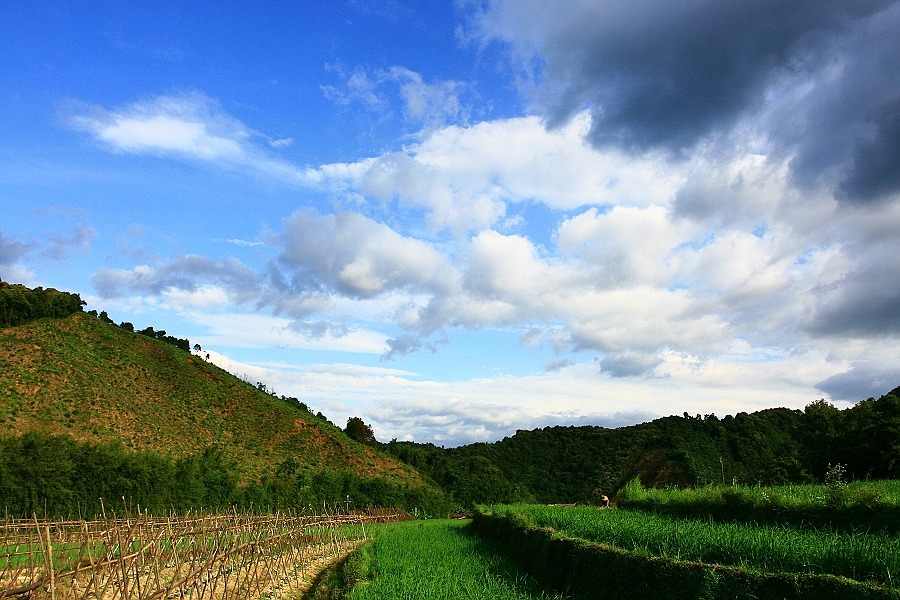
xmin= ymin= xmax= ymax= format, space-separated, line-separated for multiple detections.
xmin=346 ymin=417 xmax=377 ymax=445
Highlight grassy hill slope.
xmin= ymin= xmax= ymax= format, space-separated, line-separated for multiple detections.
xmin=0 ymin=312 xmax=420 ymax=487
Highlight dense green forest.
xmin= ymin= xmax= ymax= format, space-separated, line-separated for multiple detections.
xmin=381 ymin=389 xmax=900 ymax=508
xmin=0 ymin=432 xmax=451 ymax=518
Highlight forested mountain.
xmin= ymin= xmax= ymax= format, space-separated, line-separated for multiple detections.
xmin=0 ymin=281 xmax=449 ymax=517
xmin=383 ymin=389 xmax=900 ymax=508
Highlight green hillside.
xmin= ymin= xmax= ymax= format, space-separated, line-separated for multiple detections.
xmin=0 ymin=284 xmax=454 ymax=516
xmin=0 ymin=311 xmax=419 ymax=486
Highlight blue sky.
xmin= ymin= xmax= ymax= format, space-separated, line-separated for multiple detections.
xmin=3 ymin=0 xmax=900 ymax=446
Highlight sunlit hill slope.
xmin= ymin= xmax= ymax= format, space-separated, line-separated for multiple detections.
xmin=0 ymin=311 xmax=420 ymax=488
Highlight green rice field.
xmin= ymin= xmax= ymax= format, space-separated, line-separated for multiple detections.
xmin=339 ymin=519 xmax=570 ymax=600
xmin=488 ymin=503 xmax=900 ymax=587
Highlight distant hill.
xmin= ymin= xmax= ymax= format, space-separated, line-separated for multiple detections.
xmin=0 ymin=312 xmax=418 ymax=484
xmin=383 ymin=387 xmax=900 ymax=507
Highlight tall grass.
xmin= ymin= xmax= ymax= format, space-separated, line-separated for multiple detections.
xmin=490 ymin=504 xmax=899 ymax=587
xmin=345 ymin=520 xmax=570 ymax=600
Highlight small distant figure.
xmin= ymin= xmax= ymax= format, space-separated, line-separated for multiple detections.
xmin=601 ymin=495 xmax=610 ymax=508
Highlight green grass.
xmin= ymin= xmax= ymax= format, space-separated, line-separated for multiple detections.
xmin=338 ymin=519 xmax=570 ymax=599
xmin=613 ymin=478 xmax=900 ymax=535
xmin=488 ymin=504 xmax=900 ymax=587
xmin=618 ymin=477 xmax=900 ymax=510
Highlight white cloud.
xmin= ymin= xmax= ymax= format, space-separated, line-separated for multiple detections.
xmin=66 ymin=92 xmax=311 ymax=184
xmin=322 ymin=63 xmax=474 ymax=130
xmin=557 ymin=205 xmax=691 ymax=287
xmin=306 ymin=111 xmax=684 ymax=234
xmin=276 ymin=210 xmax=454 ymax=298
xmin=161 ymin=284 xmax=232 ymax=311
xmin=191 ymin=311 xmax=388 ymax=353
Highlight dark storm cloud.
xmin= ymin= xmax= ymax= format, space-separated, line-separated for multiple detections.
xmin=837 ymin=96 xmax=900 ymax=203
xmin=807 ymin=249 xmax=900 ymax=337
xmin=472 ymin=0 xmax=899 ymax=200
xmin=527 ymin=1 xmax=885 ymax=148
xmin=782 ymin=3 xmax=900 ymax=201
xmin=816 ymin=365 xmax=900 ymax=402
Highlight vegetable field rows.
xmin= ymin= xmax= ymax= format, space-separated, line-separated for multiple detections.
xmin=0 ymin=509 xmax=408 ymax=599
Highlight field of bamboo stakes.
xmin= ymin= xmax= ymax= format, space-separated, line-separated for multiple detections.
xmin=0 ymin=506 xmax=410 ymax=599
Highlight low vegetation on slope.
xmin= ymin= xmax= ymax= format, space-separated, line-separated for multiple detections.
xmin=0 ymin=312 xmax=412 ymax=483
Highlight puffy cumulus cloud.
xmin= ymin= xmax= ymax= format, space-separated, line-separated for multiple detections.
xmin=678 ymin=231 xmax=796 ymax=307
xmin=314 ymin=112 xmax=682 ymax=233
xmin=565 ymin=286 xmax=732 ymax=358
xmin=462 ymin=230 xmax=556 ymax=304
xmin=411 ymin=113 xmax=682 ymax=210
xmin=64 ymin=92 xmax=308 ymax=184
xmin=275 ymin=210 xmax=452 ymax=298
xmin=672 ymin=153 xmax=791 ymax=228
xmin=557 ymin=205 xmax=691 ymax=288
xmin=466 ymin=0 xmax=900 ymax=202
xmin=387 ymin=224 xmax=737 ymax=368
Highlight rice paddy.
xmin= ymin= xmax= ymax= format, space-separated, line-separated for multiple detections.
xmin=340 ymin=519 xmax=570 ymax=600
xmin=487 ymin=503 xmax=900 ymax=587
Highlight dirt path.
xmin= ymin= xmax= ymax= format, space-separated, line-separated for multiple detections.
xmin=264 ymin=539 xmax=364 ymax=600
